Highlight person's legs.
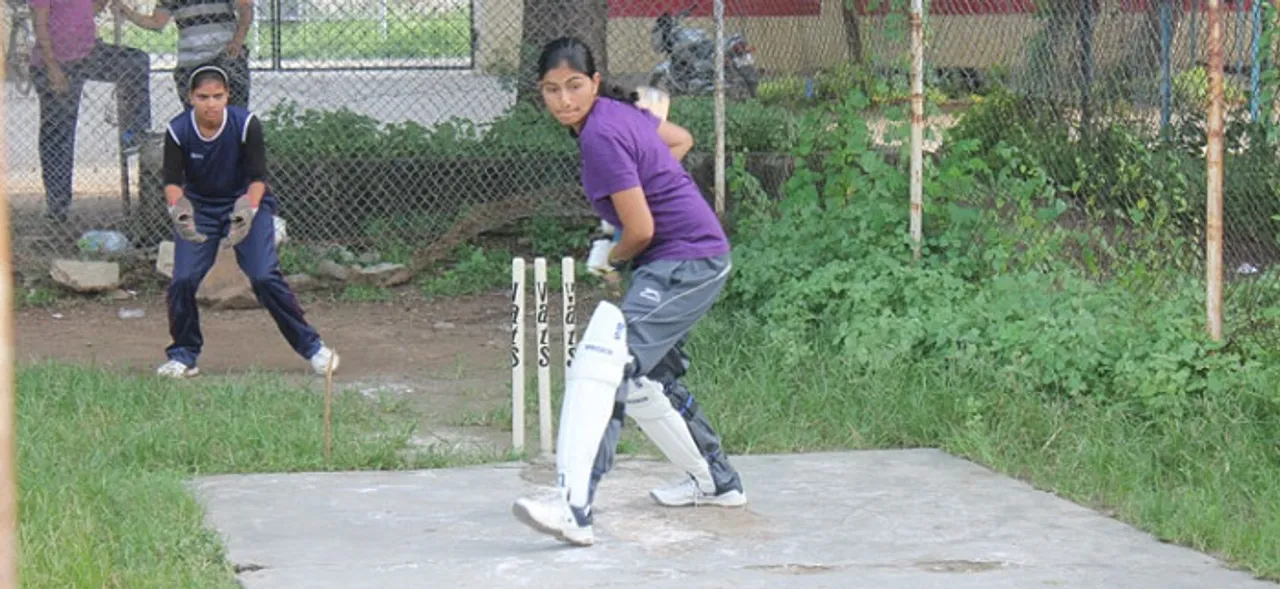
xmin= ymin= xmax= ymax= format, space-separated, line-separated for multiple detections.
xmin=512 ymin=299 xmax=629 ymax=546
xmin=586 ymin=339 xmax=743 ymax=505
xmin=30 ymin=62 xmax=87 ymax=223
xmin=513 ymin=254 xmax=740 ymax=546
xmin=83 ymin=40 xmax=154 ymax=150
xmin=642 ymin=340 xmax=745 ymax=506
xmin=161 ymin=200 xmax=222 ymax=376
xmin=586 ymin=253 xmax=743 ymax=506
xmin=585 ymin=403 xmax=626 ymax=506
xmin=233 ymin=197 xmax=335 ymax=374
xmin=221 ymin=51 xmax=251 ymax=108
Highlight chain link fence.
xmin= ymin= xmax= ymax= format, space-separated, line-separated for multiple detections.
xmin=4 ymin=0 xmax=503 ymax=273
xmin=2 ymin=0 xmax=1276 ymax=342
xmin=1 ymin=0 xmax=836 ymax=272
xmin=911 ymin=0 xmax=1279 ymax=345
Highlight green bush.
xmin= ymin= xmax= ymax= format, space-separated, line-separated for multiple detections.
xmin=946 ymin=88 xmax=1197 ymax=219
xmin=251 ymin=96 xmax=803 ymax=243
xmin=706 ymin=88 xmax=1280 ymax=579
xmin=722 ymin=88 xmax=1280 ymax=420
xmin=1172 ymin=66 xmax=1248 ymax=111
xmin=946 ymin=86 xmax=1280 ymax=257
xmin=259 ymin=100 xmax=576 ymax=159
xmin=1167 ymin=116 xmax=1280 ymax=257
xmin=259 ymin=96 xmax=798 ymax=160
xmin=755 ymin=63 xmax=961 ymax=110
xmin=668 ymin=96 xmax=800 ymax=154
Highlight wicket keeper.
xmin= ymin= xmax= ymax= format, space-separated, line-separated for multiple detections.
xmin=156 ymin=65 xmax=339 ymax=378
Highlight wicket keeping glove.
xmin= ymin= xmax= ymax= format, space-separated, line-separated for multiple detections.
xmin=225 ymin=194 xmax=257 ymax=248
xmin=168 ymin=196 xmax=207 ymax=243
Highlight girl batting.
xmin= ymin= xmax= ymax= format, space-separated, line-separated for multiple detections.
xmin=512 ymin=36 xmax=745 ymax=547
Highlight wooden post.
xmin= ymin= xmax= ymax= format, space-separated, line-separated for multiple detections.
xmin=1206 ymin=0 xmax=1225 ymax=341
xmin=909 ymin=0 xmax=925 ymax=261
xmin=713 ymin=0 xmax=726 ymax=218
xmin=0 ymin=53 xmax=21 ymax=589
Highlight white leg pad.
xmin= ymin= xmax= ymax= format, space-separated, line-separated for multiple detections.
xmin=624 ymin=376 xmax=716 ymax=494
xmin=556 ymin=301 xmax=630 ymax=509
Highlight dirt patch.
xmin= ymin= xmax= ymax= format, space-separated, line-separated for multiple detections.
xmin=15 ymin=285 xmax=606 ymax=454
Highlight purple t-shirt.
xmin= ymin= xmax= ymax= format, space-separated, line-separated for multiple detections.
xmin=29 ymin=0 xmax=98 ymax=67
xmin=577 ymin=96 xmax=729 ymax=267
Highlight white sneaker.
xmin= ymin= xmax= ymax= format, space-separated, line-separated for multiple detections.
xmin=650 ymin=476 xmax=748 ymax=508
xmin=156 ymin=359 xmax=199 ymax=378
xmin=309 ymin=344 xmax=339 ymax=376
xmin=511 ymin=493 xmax=595 ymax=546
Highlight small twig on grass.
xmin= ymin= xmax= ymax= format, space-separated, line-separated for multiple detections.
xmin=1040 ymin=424 xmax=1065 ymax=452
xmin=324 ymin=354 xmax=335 ymax=464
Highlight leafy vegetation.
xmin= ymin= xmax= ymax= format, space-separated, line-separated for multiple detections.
xmin=258 ymin=95 xmax=799 ymax=160
xmin=693 ymin=87 xmax=1280 ymax=579
xmin=251 ymin=94 xmax=803 ymax=244
xmin=23 ymin=56 xmax=1280 ymax=585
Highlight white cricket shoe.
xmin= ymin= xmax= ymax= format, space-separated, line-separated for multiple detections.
xmin=309 ymin=344 xmax=340 ymax=376
xmin=512 ymin=493 xmax=595 ymax=546
xmin=650 ymin=475 xmax=748 ymax=508
xmin=156 ymin=359 xmax=199 ymax=378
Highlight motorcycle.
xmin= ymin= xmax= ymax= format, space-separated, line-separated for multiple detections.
xmin=647 ymin=6 xmax=760 ymax=101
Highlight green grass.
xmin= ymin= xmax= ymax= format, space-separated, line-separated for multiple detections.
xmin=435 ymin=240 xmax=1279 ymax=584
xmin=277 ymin=15 xmax=470 ymax=60
xmin=417 ymin=244 xmax=596 ymax=299
xmin=17 ymin=277 xmax=1279 ymax=585
xmin=338 ymin=283 xmax=393 ymax=302
xmin=419 ymin=245 xmax=514 ymax=298
xmin=100 ymin=10 xmax=471 ymax=61
xmin=19 ymin=287 xmax=58 ymax=309
xmin=677 ymin=313 xmax=1280 ymax=581
xmin=16 ymin=361 xmax=504 ymax=588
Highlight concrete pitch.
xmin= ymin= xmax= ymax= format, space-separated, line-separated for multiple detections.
xmin=190 ymin=449 xmax=1276 ymax=588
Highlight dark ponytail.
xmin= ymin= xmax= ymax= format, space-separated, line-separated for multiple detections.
xmin=536 ymin=36 xmax=639 ymax=106
xmin=600 ymin=84 xmax=640 ymax=105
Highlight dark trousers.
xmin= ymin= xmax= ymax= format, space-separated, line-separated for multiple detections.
xmin=31 ymin=40 xmax=153 ymax=221
xmin=166 ymin=194 xmax=322 ymax=368
xmin=584 ymin=255 xmax=742 ymax=504
xmin=173 ymin=51 xmax=251 ymax=109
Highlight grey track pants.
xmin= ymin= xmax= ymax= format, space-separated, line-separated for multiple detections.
xmin=587 ymin=252 xmax=742 ymax=504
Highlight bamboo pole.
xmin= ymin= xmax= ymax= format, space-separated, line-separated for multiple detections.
xmin=713 ymin=0 xmax=726 ymax=218
xmin=909 ymin=0 xmax=925 ymax=260
xmin=0 ymin=41 xmax=20 ymax=587
xmin=1206 ymin=0 xmax=1225 ymax=341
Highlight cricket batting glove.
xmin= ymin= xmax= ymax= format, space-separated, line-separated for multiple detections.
xmin=168 ymin=196 xmax=207 ymax=243
xmin=225 ymin=194 xmax=257 ymax=248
